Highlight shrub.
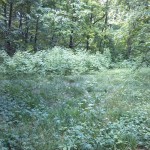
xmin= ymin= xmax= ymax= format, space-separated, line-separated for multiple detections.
xmin=111 ymin=60 xmax=136 ymax=69
xmin=1 ymin=47 xmax=111 ymax=75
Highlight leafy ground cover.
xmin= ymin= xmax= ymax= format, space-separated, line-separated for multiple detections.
xmin=0 ymin=68 xmax=150 ymax=150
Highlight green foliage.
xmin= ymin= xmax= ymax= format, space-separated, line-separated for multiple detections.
xmin=0 ymin=0 xmax=149 ymax=149
xmin=1 ymin=47 xmax=111 ymax=75
xmin=111 ymin=60 xmax=137 ymax=69
xmin=0 ymin=69 xmax=150 ymax=150
xmin=0 ymin=0 xmax=148 ymax=62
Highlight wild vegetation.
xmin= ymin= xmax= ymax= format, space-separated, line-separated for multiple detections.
xmin=0 ymin=0 xmax=150 ymax=150
xmin=0 ymin=68 xmax=150 ymax=150
xmin=0 ymin=0 xmax=149 ymax=60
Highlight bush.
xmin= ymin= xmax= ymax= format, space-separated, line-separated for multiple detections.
xmin=1 ymin=47 xmax=111 ymax=75
xmin=111 ymin=60 xmax=136 ymax=69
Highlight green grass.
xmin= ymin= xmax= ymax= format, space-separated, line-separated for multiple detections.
xmin=0 ymin=68 xmax=150 ymax=150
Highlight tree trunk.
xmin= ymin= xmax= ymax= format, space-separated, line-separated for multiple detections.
xmin=69 ymin=30 xmax=74 ymax=48
xmin=127 ymin=37 xmax=132 ymax=59
xmin=3 ymin=3 xmax=7 ymax=27
xmin=19 ymin=11 xmax=23 ymax=29
xmin=8 ymin=2 xmax=13 ymax=29
xmin=103 ymin=0 xmax=108 ymax=31
xmin=25 ymin=15 xmax=29 ymax=44
xmin=85 ymin=10 xmax=93 ymax=51
xmin=5 ymin=2 xmax=15 ymax=56
xmin=34 ymin=16 xmax=39 ymax=52
xmin=86 ymin=35 xmax=89 ymax=51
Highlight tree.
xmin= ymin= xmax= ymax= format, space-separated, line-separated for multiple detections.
xmin=0 ymin=0 xmax=148 ymax=62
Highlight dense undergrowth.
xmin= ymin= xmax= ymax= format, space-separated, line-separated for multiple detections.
xmin=0 ymin=67 xmax=150 ymax=150
xmin=0 ymin=48 xmax=150 ymax=149
xmin=0 ymin=47 xmax=112 ymax=76
xmin=1 ymin=47 xmax=149 ymax=77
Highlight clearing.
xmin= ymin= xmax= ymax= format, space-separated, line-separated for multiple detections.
xmin=0 ymin=68 xmax=150 ymax=150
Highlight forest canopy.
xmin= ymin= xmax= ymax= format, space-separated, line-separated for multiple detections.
xmin=0 ymin=0 xmax=149 ymax=61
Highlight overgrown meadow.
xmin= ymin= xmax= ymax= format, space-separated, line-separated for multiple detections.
xmin=0 ymin=48 xmax=150 ymax=150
